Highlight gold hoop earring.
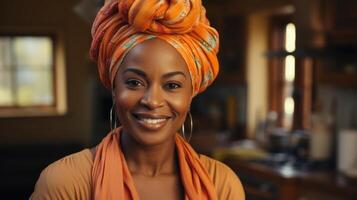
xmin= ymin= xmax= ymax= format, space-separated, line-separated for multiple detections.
xmin=110 ymin=103 xmax=117 ymax=131
xmin=181 ymin=111 xmax=193 ymax=142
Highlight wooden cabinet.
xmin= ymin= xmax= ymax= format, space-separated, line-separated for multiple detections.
xmin=315 ymin=0 xmax=357 ymax=87
xmin=314 ymin=46 xmax=357 ymax=88
xmin=324 ymin=0 xmax=357 ymax=45
xmin=293 ymin=0 xmax=357 ymax=88
xmin=316 ymin=0 xmax=357 ymax=87
xmin=299 ymin=188 xmax=345 ymax=200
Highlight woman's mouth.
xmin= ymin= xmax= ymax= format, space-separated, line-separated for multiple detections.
xmin=132 ymin=113 xmax=171 ymax=131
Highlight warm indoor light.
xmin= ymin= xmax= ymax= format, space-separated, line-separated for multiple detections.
xmin=285 ymin=55 xmax=295 ymax=82
xmin=285 ymin=23 xmax=296 ymax=52
xmin=284 ymin=97 xmax=295 ymax=115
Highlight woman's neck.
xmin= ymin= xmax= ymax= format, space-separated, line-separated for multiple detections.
xmin=120 ymin=131 xmax=178 ymax=177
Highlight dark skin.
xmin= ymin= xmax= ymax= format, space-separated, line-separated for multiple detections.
xmin=113 ymin=38 xmax=193 ymax=200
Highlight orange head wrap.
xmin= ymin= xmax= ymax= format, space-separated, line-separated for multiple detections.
xmin=90 ymin=0 xmax=219 ymax=96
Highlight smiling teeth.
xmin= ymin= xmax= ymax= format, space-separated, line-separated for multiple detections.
xmin=141 ymin=118 xmax=166 ymax=124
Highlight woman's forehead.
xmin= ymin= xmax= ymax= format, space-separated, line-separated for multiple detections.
xmin=120 ymin=38 xmax=189 ymax=75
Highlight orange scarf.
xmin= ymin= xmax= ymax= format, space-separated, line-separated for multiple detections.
xmin=92 ymin=127 xmax=217 ymax=199
xmin=90 ymin=0 xmax=219 ymax=96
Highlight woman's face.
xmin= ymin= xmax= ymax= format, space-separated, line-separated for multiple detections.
xmin=114 ymin=38 xmax=192 ymax=146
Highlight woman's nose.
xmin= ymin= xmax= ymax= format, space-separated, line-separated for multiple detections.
xmin=140 ymin=85 xmax=164 ymax=109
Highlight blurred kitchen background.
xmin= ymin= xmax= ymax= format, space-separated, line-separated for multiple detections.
xmin=1 ymin=0 xmax=357 ymax=199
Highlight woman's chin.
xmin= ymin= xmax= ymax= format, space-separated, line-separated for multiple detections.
xmin=125 ymin=126 xmax=176 ymax=147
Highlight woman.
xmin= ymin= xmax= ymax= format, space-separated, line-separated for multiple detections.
xmin=31 ymin=0 xmax=245 ymax=199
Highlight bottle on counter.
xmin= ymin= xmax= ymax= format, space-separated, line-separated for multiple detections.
xmin=337 ymin=106 xmax=357 ymax=175
xmin=309 ymin=100 xmax=333 ymax=162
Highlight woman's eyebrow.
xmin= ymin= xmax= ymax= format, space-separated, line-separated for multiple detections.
xmin=122 ymin=68 xmax=147 ymax=78
xmin=163 ymin=71 xmax=187 ymax=79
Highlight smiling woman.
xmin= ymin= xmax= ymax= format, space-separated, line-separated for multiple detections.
xmin=115 ymin=39 xmax=192 ymax=148
xmin=30 ymin=0 xmax=245 ymax=199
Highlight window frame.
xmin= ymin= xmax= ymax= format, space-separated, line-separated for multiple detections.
xmin=0 ymin=30 xmax=67 ymax=117
xmin=268 ymin=15 xmax=293 ymax=127
xmin=267 ymin=14 xmax=313 ymax=130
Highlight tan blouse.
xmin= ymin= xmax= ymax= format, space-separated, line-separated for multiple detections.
xmin=30 ymin=149 xmax=245 ymax=200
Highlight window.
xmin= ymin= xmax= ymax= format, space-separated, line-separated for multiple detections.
xmin=268 ymin=13 xmax=314 ymax=130
xmin=0 ymin=35 xmax=67 ymax=117
xmin=283 ymin=23 xmax=296 ymax=129
xmin=268 ymin=15 xmax=296 ymax=130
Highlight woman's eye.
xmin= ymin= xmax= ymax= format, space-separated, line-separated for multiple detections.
xmin=125 ymin=79 xmax=143 ymax=88
xmin=166 ymin=82 xmax=181 ymax=90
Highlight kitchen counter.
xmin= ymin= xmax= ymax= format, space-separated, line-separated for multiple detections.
xmin=223 ymin=157 xmax=357 ymax=200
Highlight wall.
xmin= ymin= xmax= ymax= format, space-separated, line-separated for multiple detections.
xmin=246 ymin=12 xmax=269 ymax=138
xmin=0 ymin=0 xmax=94 ymax=145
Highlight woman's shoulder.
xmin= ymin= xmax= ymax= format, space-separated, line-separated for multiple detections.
xmin=199 ymin=154 xmax=245 ymax=200
xmin=30 ymin=149 xmax=94 ymax=200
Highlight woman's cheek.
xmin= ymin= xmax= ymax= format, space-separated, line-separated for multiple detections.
xmin=115 ymin=89 xmax=142 ymax=120
xmin=168 ymin=93 xmax=192 ymax=114
xmin=117 ymin=87 xmax=140 ymax=103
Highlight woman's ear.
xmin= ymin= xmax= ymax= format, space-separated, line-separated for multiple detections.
xmin=188 ymin=97 xmax=193 ymax=110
